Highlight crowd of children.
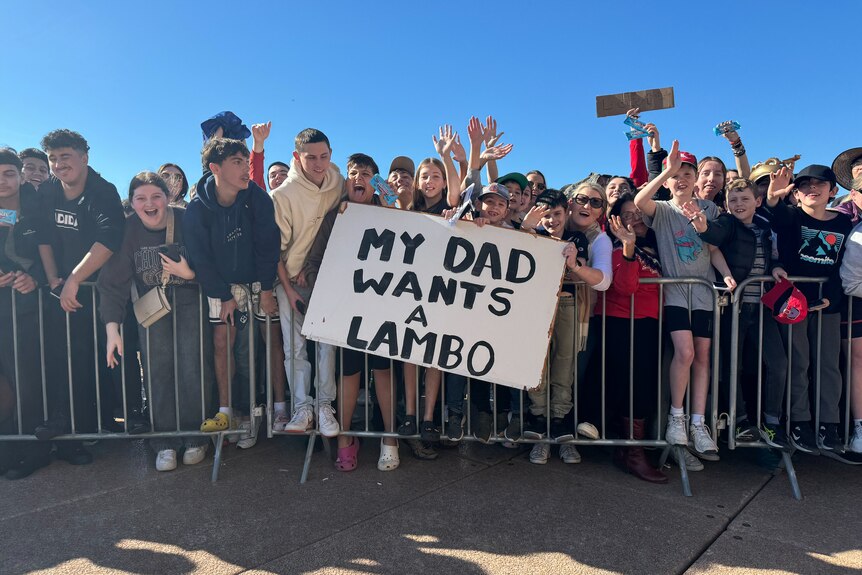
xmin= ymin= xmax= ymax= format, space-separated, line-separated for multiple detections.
xmin=1 ymin=110 xmax=862 ymax=482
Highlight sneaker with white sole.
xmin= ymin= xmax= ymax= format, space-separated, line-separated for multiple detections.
xmin=690 ymin=423 xmax=720 ymax=461
xmin=559 ymin=444 xmax=581 ymax=464
xmin=156 ymin=449 xmax=177 ymax=472
xmin=237 ymin=417 xmax=261 ymax=449
xmin=668 ymin=445 xmax=704 ymax=472
xmin=182 ymin=444 xmax=208 ymax=465
xmin=318 ymin=404 xmax=340 ymax=438
xmin=850 ymin=422 xmax=862 ymax=454
xmin=577 ymin=421 xmax=600 ymax=440
xmin=665 ymin=414 xmax=688 ymax=445
xmin=284 ymin=406 xmax=314 ymax=433
xmin=529 ymin=442 xmax=550 ymax=464
xmin=272 ymin=412 xmax=290 ymax=432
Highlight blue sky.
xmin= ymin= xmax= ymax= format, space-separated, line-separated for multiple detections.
xmin=3 ymin=1 xmax=859 ymax=191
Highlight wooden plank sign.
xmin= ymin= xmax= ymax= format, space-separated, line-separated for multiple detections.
xmin=596 ymin=87 xmax=675 ymax=118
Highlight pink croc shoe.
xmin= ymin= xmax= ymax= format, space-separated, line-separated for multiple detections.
xmin=335 ymin=438 xmax=359 ymax=472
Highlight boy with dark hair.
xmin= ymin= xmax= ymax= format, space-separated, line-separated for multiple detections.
xmin=766 ymin=165 xmax=852 ymax=454
xmin=268 ymin=162 xmax=290 ymax=192
xmin=0 ymin=148 xmax=53 ymax=478
xmin=34 ymin=129 xmax=125 ymax=464
xmin=271 ymin=128 xmax=343 ymax=435
xmin=685 ymin=178 xmax=788 ymax=447
xmin=18 ymin=148 xmax=50 ymax=190
xmin=387 ymin=156 xmax=415 ymax=209
xmin=184 ymin=138 xmax=281 ymax=433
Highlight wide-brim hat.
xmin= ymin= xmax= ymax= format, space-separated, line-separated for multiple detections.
xmin=749 ymin=158 xmax=785 ymax=184
xmin=831 ymin=147 xmax=862 ymax=191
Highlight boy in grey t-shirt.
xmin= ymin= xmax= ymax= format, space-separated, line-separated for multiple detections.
xmin=634 ymin=140 xmax=724 ymax=461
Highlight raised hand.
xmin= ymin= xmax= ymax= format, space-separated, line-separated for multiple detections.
xmin=681 ymin=200 xmax=707 ymax=233
xmin=608 ymin=215 xmax=636 ymax=244
xmin=664 ymin=139 xmax=681 ymax=177
xmin=768 ymin=166 xmax=795 ymax=201
xmin=645 ymin=122 xmax=661 ymax=152
xmin=252 ymin=121 xmax=271 ymax=143
xmin=626 ymin=107 xmax=640 ymax=119
xmin=484 ymin=115 xmax=505 ymax=147
xmin=433 ymin=124 xmax=456 ymax=157
xmin=451 ymin=134 xmax=467 ymax=163
xmin=467 ymin=116 xmax=485 ymax=147
xmin=722 ymin=129 xmax=740 ymax=145
xmin=522 ymin=204 xmax=549 ymax=230
xmin=480 ymin=143 xmax=514 ymax=163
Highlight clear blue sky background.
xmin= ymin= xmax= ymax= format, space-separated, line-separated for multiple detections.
xmin=3 ymin=1 xmax=859 ymax=191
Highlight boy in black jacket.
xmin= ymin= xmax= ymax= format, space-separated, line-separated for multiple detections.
xmin=686 ymin=179 xmax=788 ymax=447
xmin=184 ymin=138 xmax=280 ymax=432
xmin=766 ymin=165 xmax=852 ymax=455
xmin=35 ymin=130 xmax=126 ymax=465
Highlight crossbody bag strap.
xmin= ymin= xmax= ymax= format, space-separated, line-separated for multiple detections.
xmin=161 ymin=207 xmax=175 ymax=287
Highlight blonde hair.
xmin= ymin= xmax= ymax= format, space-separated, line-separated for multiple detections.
xmin=411 ymin=157 xmax=447 ymax=211
xmin=573 ymin=181 xmax=608 ymax=206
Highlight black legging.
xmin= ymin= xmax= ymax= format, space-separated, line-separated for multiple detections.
xmin=602 ymin=317 xmax=660 ymax=420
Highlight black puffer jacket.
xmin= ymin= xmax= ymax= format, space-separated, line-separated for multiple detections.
xmin=698 ymin=213 xmax=773 ymax=284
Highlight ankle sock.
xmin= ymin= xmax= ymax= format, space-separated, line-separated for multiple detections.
xmin=219 ymin=407 xmax=232 ymax=418
xmin=691 ymin=414 xmax=705 ymax=427
xmin=274 ymin=402 xmax=286 ymax=416
xmin=670 ymin=406 xmax=684 ymax=417
xmin=765 ymin=414 xmax=780 ymax=426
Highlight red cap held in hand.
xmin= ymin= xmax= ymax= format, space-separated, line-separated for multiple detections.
xmin=761 ymin=278 xmax=808 ymax=325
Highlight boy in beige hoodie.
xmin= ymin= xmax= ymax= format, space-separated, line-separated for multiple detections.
xmin=271 ymin=129 xmax=344 ymax=435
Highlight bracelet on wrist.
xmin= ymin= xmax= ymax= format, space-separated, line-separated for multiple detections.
xmin=732 ymin=146 xmax=746 ymax=157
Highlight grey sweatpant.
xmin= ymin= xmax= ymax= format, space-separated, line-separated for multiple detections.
xmin=787 ymin=312 xmax=842 ymax=424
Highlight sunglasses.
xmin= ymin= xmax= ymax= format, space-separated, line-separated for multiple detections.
xmin=572 ymin=194 xmax=604 ymax=209
xmin=529 ymin=182 xmax=546 ymax=192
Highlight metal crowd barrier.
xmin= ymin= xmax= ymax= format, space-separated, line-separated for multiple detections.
xmin=280 ymin=277 xmax=723 ymax=497
xmin=726 ymin=276 xmax=830 ymax=501
xmin=0 ymin=282 xmax=256 ymax=482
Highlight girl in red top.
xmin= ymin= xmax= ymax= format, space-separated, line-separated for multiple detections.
xmin=594 ymin=193 xmax=666 ymax=483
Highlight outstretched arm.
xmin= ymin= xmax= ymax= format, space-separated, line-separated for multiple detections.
xmin=433 ymin=124 xmax=462 ymax=208
xmin=635 ymin=139 xmax=681 ymax=218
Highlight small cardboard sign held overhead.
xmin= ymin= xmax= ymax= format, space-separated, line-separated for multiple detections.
xmin=596 ymin=87 xmax=675 ymax=118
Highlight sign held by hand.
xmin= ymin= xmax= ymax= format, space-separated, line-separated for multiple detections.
xmin=596 ymin=87 xmax=675 ymax=118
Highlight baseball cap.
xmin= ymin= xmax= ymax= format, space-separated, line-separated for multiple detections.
xmin=388 ymin=156 xmax=415 ymax=176
xmin=761 ymin=279 xmax=807 ymax=325
xmin=496 ymin=172 xmax=529 ymax=191
xmin=662 ymin=151 xmax=698 ymax=170
xmin=794 ymin=164 xmax=837 ymax=187
xmin=479 ymin=183 xmax=510 ymax=202
xmin=831 ymin=147 xmax=862 ymax=191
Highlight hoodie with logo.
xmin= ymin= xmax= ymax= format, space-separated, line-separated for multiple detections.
xmin=37 ymin=167 xmax=125 ymax=278
xmin=184 ymin=174 xmax=280 ymax=302
xmin=271 ymin=161 xmax=343 ymax=278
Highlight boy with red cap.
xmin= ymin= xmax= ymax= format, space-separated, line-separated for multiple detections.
xmin=766 ymin=164 xmax=852 ymax=455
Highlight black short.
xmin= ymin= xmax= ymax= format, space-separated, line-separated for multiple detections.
xmin=664 ymin=306 xmax=713 ymax=339
xmin=341 ymin=348 xmax=393 ymax=377
xmin=841 ymin=296 xmax=862 ymax=339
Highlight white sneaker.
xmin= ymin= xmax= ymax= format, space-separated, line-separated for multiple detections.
xmin=665 ymin=414 xmax=688 ymax=445
xmin=690 ymin=423 xmax=720 ymax=461
xmin=318 ymin=404 xmax=340 ymax=438
xmin=182 ymin=444 xmax=208 ymax=465
xmin=237 ymin=418 xmax=261 ymax=449
xmin=668 ymin=446 xmax=704 ymax=472
xmin=560 ymin=443 xmax=581 ymax=464
xmin=850 ymin=423 xmax=862 ymax=454
xmin=272 ymin=412 xmax=289 ymax=432
xmin=284 ymin=406 xmax=314 ymax=433
xmin=529 ymin=442 xmax=550 ymax=464
xmin=156 ymin=449 xmax=177 ymax=472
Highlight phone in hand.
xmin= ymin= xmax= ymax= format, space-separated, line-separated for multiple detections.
xmin=50 ymin=285 xmax=63 ymax=300
xmin=158 ymin=244 xmax=182 ymax=262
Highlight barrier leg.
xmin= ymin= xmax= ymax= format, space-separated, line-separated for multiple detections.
xmin=211 ymin=434 xmax=225 ymax=483
xmin=300 ymin=433 xmax=316 ymax=484
xmin=780 ymin=451 xmax=803 ymax=501
xmin=675 ymin=446 xmax=692 ymax=497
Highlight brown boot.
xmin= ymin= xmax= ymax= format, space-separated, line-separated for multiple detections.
xmin=621 ymin=417 xmax=668 ymax=484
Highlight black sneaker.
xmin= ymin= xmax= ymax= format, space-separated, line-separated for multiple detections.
xmin=551 ymin=417 xmax=574 ymax=443
xmin=523 ymin=415 xmax=547 ymax=440
xmin=55 ymin=443 xmax=93 ymax=465
xmin=473 ymin=412 xmax=493 ymax=444
xmin=35 ymin=417 xmax=69 ymax=441
xmin=504 ymin=415 xmax=522 ymax=442
xmin=126 ymin=411 xmax=151 ymax=435
xmin=789 ymin=423 xmax=820 ymax=455
xmin=406 ymin=438 xmax=439 ymax=460
xmin=735 ymin=419 xmax=759 ymax=443
xmin=759 ymin=422 xmax=790 ymax=450
xmin=419 ymin=420 xmax=440 ymax=442
xmin=819 ymin=424 xmax=845 ymax=454
xmin=397 ymin=415 xmax=417 ymax=437
xmin=446 ymin=413 xmax=464 ymax=442
xmin=5 ymin=450 xmax=51 ymax=480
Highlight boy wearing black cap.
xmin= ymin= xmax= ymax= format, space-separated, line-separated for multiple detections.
xmin=766 ymin=164 xmax=852 ymax=455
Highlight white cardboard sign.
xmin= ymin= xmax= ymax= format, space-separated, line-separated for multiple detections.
xmin=302 ymin=203 xmax=566 ymax=390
